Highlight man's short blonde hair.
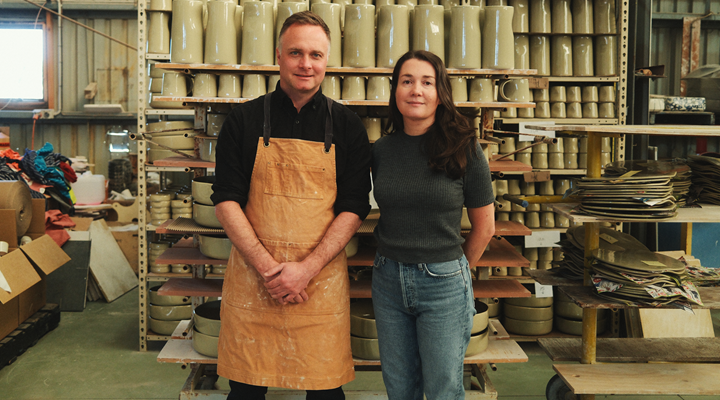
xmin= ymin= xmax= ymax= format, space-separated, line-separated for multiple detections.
xmin=277 ymin=11 xmax=331 ymax=51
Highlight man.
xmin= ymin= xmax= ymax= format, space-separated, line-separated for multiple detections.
xmin=211 ymin=11 xmax=371 ymax=400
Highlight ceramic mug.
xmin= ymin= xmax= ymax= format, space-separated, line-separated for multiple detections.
xmin=413 ymin=5 xmax=445 ymax=63
xmin=551 ymin=102 xmax=566 ymax=118
xmin=205 ymin=0 xmax=237 ymax=64
xmin=534 ymin=88 xmax=549 ymax=101
xmin=554 ymin=178 xmax=570 ymax=194
xmin=194 ymin=73 xmax=217 ymax=97
xmin=161 ymin=72 xmax=191 ymax=96
xmin=449 ymin=5 xmax=481 ymax=68
xmin=241 ymin=1 xmax=274 ymax=65
xmin=566 ymin=86 xmax=581 ymax=102
xmin=541 ymin=212 xmax=555 ymax=228
xmin=363 ymin=117 xmax=382 ymax=141
xmin=342 ymin=76 xmax=366 ymax=100
xmin=595 ymin=35 xmax=617 ymax=76
xmin=149 ymin=77 xmax=163 ymax=93
xmin=496 ymin=212 xmax=510 ymax=221
xmin=599 ymin=85 xmax=616 ymax=102
xmin=321 ymin=76 xmax=342 ymax=100
xmin=594 ymin=0 xmax=617 ymax=34
xmin=532 ymin=153 xmax=548 ymax=168
xmin=598 ymin=102 xmax=615 ymax=118
xmin=499 ymin=79 xmax=531 ymax=102
xmin=548 ymin=137 xmax=564 ymax=153
xmin=529 ymin=0 xmax=551 ymax=33
xmin=565 ymin=137 xmax=579 ymax=152
xmin=582 ymin=102 xmax=599 ymax=118
xmin=518 ymin=106 xmax=534 ymax=118
xmin=376 ymin=5 xmax=410 ymax=68
xmin=526 ymin=212 xmax=540 ymax=228
xmin=566 ymin=102 xmax=582 ymax=118
xmin=514 ymin=34 xmax=530 ymax=69
xmin=551 ymin=0 xmax=572 ymax=34
xmin=564 ymin=152 xmax=578 ymax=168
xmin=549 ymin=152 xmax=564 ymax=169
xmin=267 ymin=75 xmax=280 ymax=92
xmin=275 ymin=2 xmax=308 ymax=63
xmin=147 ymin=11 xmax=171 ymax=54
xmin=535 ymin=101 xmax=551 ymax=118
xmin=538 ymin=180 xmax=554 ymax=195
xmin=242 ymin=74 xmax=267 ymax=98
xmin=529 ymin=35 xmax=550 ymax=75
xmin=367 ymin=76 xmax=391 ymax=100
xmin=170 ymin=0 xmax=204 ymax=63
xmin=521 ymin=180 xmax=536 ymax=195
xmin=549 ymin=85 xmax=566 ymax=102
xmin=450 ymin=77 xmax=468 ymax=102
xmin=534 ymin=142 xmax=548 ymax=153
xmin=509 ymin=0 xmax=529 ymax=33
xmin=218 ymin=73 xmax=241 ymax=97
xmin=312 ymin=3 xmax=343 ymax=67
xmin=482 ymin=6 xmax=515 ymax=69
xmin=516 ymin=152 xmax=532 ymax=165
xmin=500 ymin=137 xmax=516 ymax=154
xmin=344 ymin=4 xmax=376 ymax=67
xmin=573 ymin=36 xmax=594 ymax=76
xmin=582 ymin=85 xmax=599 ymax=102
xmin=551 ymin=35 xmax=573 ymax=76
xmin=469 ymin=78 xmax=495 ymax=102
xmin=573 ymin=0 xmax=594 ymax=34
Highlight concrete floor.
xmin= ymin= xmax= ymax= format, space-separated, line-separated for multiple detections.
xmin=0 ymin=288 xmax=717 ymax=400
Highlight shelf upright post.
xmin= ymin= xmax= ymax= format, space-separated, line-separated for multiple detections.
xmin=137 ymin=0 xmax=150 ymax=351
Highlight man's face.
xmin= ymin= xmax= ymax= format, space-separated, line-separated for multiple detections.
xmin=276 ymin=24 xmax=330 ymax=97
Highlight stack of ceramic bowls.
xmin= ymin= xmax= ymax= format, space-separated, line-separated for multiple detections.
xmin=532 ymin=142 xmax=548 ymax=169
xmin=171 ymin=197 xmax=193 ymax=220
xmin=548 ymin=137 xmax=564 ymax=169
xmin=192 ymin=300 xmax=221 ymax=358
xmin=466 ymin=300 xmax=490 ymax=357
xmin=549 ymin=86 xmax=566 ymax=119
xmin=534 ymin=88 xmax=550 ymax=118
xmin=582 ymin=85 xmax=599 ymax=119
xmin=598 ymin=85 xmax=616 ymax=118
xmin=148 ymin=285 xmax=191 ymax=335
xmin=566 ymin=86 xmax=582 ymax=119
xmin=515 ymin=141 xmax=532 ymax=166
xmin=554 ymin=289 xmax=608 ymax=335
xmin=145 ymin=121 xmax=196 ymax=161
xmin=149 ymin=192 xmax=175 ymax=226
xmin=503 ymin=285 xmax=553 ymax=336
xmin=171 ymin=264 xmax=190 ymax=274
xmin=199 ymin=234 xmax=232 ymax=260
xmin=211 ymin=264 xmax=227 ymax=275
xmin=192 ymin=176 xmax=220 ymax=228
xmin=350 ymin=299 xmax=380 ymax=360
xmin=563 ymin=136 xmax=579 ymax=169
xmin=149 ymin=241 xmax=171 ymax=273
xmin=537 ymin=246 xmax=553 ymax=270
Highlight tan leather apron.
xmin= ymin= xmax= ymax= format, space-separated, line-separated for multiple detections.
xmin=217 ymin=93 xmax=354 ymax=390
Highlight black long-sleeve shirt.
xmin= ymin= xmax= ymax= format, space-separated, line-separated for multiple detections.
xmin=211 ymin=85 xmax=372 ymax=220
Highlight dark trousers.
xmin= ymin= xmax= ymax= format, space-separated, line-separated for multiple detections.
xmin=227 ymin=380 xmax=345 ymax=400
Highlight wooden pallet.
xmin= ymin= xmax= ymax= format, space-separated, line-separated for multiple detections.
xmin=0 ymin=304 xmax=60 ymax=371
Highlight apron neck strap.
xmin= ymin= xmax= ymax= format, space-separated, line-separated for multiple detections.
xmin=262 ymin=91 xmax=334 ymax=153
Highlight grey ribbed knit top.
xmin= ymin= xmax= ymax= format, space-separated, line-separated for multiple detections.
xmin=372 ymin=131 xmax=494 ymax=264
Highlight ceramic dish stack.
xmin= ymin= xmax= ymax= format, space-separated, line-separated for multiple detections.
xmin=171 ymin=197 xmax=193 ymax=220
xmin=149 ymin=192 xmax=175 ymax=226
xmin=685 ymin=155 xmax=720 ymax=205
xmin=192 ymin=300 xmax=221 ymax=358
xmin=350 ymin=299 xmax=379 ymax=360
xmin=466 ymin=300 xmax=490 ymax=357
xmin=148 ymin=285 xmax=191 ymax=335
xmin=145 ymin=121 xmax=196 ymax=161
xmin=604 ymin=159 xmax=692 ymax=207
xmin=146 ymin=61 xmax=167 ymax=109
xmin=191 ymin=176 xmax=221 ymax=228
xmin=211 ymin=264 xmax=227 ymax=275
xmin=548 ymin=136 xmax=565 ymax=169
xmin=171 ymin=264 xmax=191 ymax=274
xmin=148 ymin=241 xmax=171 ymax=273
xmin=502 ymin=285 xmax=553 ymax=336
xmin=554 ymin=289 xmax=608 ymax=335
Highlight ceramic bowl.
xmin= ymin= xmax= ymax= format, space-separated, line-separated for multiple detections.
xmin=193 ymin=202 xmax=222 ymax=228
xmin=193 ymin=300 xmax=221 ymax=337
xmin=192 ymin=176 xmax=215 ymax=206
xmin=192 ymin=327 xmax=219 ymax=357
xmin=350 ymin=299 xmax=376 ymax=339
xmin=149 ymin=304 xmax=192 ymax=321
xmin=351 ymin=336 xmax=380 ymax=360
xmin=148 ymin=285 xmax=190 ymax=306
xmin=502 ymin=316 xmax=553 ymax=335
xmin=150 ymin=264 xmax=171 ymax=273
xmin=148 ymin=134 xmax=196 ymax=150
xmin=146 ymin=120 xmax=193 ymax=133
xmin=345 ymin=236 xmax=359 ymax=258
xmin=149 ymin=129 xmax=197 ymax=137
xmin=212 ymin=265 xmax=227 ymax=275
xmin=148 ymin=149 xmax=195 ymax=162
xmin=148 ymin=317 xmax=181 ymax=335
xmin=554 ymin=300 xmax=583 ymax=319
xmin=503 ymin=303 xmax=553 ymax=321
xmin=555 ymin=315 xmax=608 ymax=336
xmin=472 ymin=300 xmax=489 ymax=334
xmin=198 ymin=137 xmax=218 ymax=162
xmin=465 ymin=328 xmax=489 ymax=357
xmin=199 ymin=234 xmax=232 ymax=260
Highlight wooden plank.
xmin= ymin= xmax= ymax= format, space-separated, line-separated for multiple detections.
xmin=525 ymin=124 xmax=720 ymax=136
xmin=494 ymin=221 xmax=532 ymax=236
xmin=552 ymin=203 xmax=720 ymax=223
xmin=539 ymin=337 xmax=720 ymax=362
xmin=527 ymin=269 xmax=581 ymax=286
xmin=156 ymin=248 xmax=228 ymax=265
xmin=500 ymin=118 xmax=618 ymax=125
xmin=554 ymin=363 xmax=720 ymax=395
xmin=158 ymin=278 xmax=223 ymax=297
xmin=639 ymin=309 xmax=715 ymax=338
xmin=88 ymin=220 xmax=138 ymax=302
xmin=151 ymin=157 xmax=215 ymax=168
xmin=559 ymin=285 xmax=720 ymax=310
xmin=488 ymin=160 xmax=533 ymax=172
xmin=351 ymin=278 xmax=530 ymax=299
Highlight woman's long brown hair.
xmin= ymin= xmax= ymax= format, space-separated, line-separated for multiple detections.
xmin=384 ymin=50 xmax=478 ymax=180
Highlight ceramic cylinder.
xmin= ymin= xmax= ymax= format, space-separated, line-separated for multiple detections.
xmin=342 ymin=76 xmax=366 ymax=100
xmin=541 ymin=212 xmax=555 ymax=228
xmin=594 ymin=0 xmax=616 ymax=34
xmin=548 ymin=137 xmax=564 ymax=152
xmin=312 ymin=3 xmax=343 ymax=67
xmin=205 ymin=1 xmax=237 ymax=64
xmin=564 ymin=137 xmax=578 ymax=152
xmin=534 ymin=88 xmax=549 ymax=101
xmin=549 ymin=85 xmax=566 ymax=102
xmin=535 ymin=101 xmax=550 ymax=118
xmin=526 ymin=212 xmax=540 ymax=228
xmin=241 ymin=1 xmax=274 ymax=65
xmin=566 ymin=102 xmax=582 ymax=118
xmin=572 ymin=36 xmax=593 ymax=76
xmin=218 ymin=73 xmax=241 ymax=98
xmin=150 ymin=0 xmax=173 ymax=11
xmin=582 ymin=102 xmax=598 ymax=118
xmin=449 ymin=5 xmax=482 ymax=69
xmin=161 ymin=72 xmax=190 ymax=96
xmin=377 ymin=0 xmax=395 ymax=10
xmin=363 ymin=117 xmax=383 ymax=141
xmin=242 ymin=74 xmax=266 ymax=98
xmin=517 ymin=105 xmax=534 ymax=118
xmin=333 ymin=0 xmax=352 ymax=28
xmin=377 ymin=5 xmax=410 ymax=68
xmin=551 ymin=102 xmax=566 ymax=118
xmin=170 ymin=0 xmax=204 ymax=63
xmin=267 ymin=75 xmax=280 ymax=91
xmin=194 ymin=73 xmax=217 ymax=97
xmin=450 ymin=77 xmax=468 ymax=102
xmin=598 ymin=102 xmax=615 ymax=118
xmin=499 ymin=79 xmax=530 ymax=102
xmin=469 ymin=78 xmax=495 ymax=102
xmin=514 ymin=34 xmax=529 ymax=69
xmin=532 ymin=153 xmax=548 ymax=168
xmin=564 ymin=152 xmax=578 ymax=168
xmin=482 ymin=6 xmax=515 ymax=69
xmin=413 ymin=5 xmax=445 ymax=63
xmin=595 ymin=35 xmax=617 ymax=76
xmin=572 ymin=0 xmax=593 ymax=34
xmin=516 ymin=152 xmax=532 ymax=165
xmin=275 ymin=2 xmax=308 ymax=63
xmin=148 ymin=11 xmax=171 ymax=54
xmin=566 ymin=86 xmax=581 ymax=102
xmin=581 ymin=85 xmax=598 ymax=102
xmin=367 ymin=76 xmax=391 ymax=100
xmin=551 ymin=35 xmax=572 ymax=76
xmin=234 ymin=5 xmax=243 ymax=64
xmin=321 ymin=76 xmax=342 ymax=100
xmin=509 ymin=0 xmax=529 ymax=33
xmin=599 ymin=85 xmax=615 ymax=102
xmin=529 ymin=35 xmax=550 ymax=76
xmin=344 ymin=4 xmax=376 ymax=67
xmin=548 ymin=152 xmax=564 ymax=169
xmin=529 ymin=0 xmax=551 ymax=33
xmin=551 ymin=0 xmax=572 ymax=34
xmin=538 ymin=180 xmax=553 ymax=195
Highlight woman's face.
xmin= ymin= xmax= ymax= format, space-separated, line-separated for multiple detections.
xmin=395 ymin=58 xmax=440 ymax=129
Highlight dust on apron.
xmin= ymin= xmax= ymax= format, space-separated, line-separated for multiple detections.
xmin=217 ymin=92 xmax=354 ymax=390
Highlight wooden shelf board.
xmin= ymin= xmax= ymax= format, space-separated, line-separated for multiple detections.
xmin=350 ymin=278 xmax=530 ymax=299
xmin=494 ymin=220 xmax=532 ymax=236
xmin=530 ymin=227 xmax=569 ymax=233
xmin=500 ymin=118 xmax=618 ymax=125
xmin=145 ymin=109 xmax=195 ymax=115
xmin=489 ymin=160 xmax=533 ymax=172
xmin=545 ymin=76 xmax=619 ymax=81
xmin=171 ymin=320 xmax=192 ymax=340
xmin=151 ymin=157 xmax=216 ymax=168
xmin=527 ymin=269 xmax=580 ymax=286
xmin=501 ymin=169 xmax=586 ymax=176
xmin=153 ymin=96 xmax=534 ymax=108
xmin=554 ymin=363 xmax=720 ymax=395
xmin=156 ymin=247 xmax=228 ymax=265
xmin=539 ymin=337 xmax=720 ymax=362
xmin=487 ymin=275 xmax=536 ymax=284
xmin=552 ymin=203 xmax=720 ymax=223
xmin=558 ymin=285 xmax=720 ymax=310
xmin=158 ymin=278 xmax=223 ymax=297
xmin=488 ymin=318 xmax=510 ymax=340
xmin=153 ymin=219 xmax=175 ymax=233
xmin=525 ymin=124 xmax=720 ymax=136
xmin=147 ymin=272 xmax=192 ymax=279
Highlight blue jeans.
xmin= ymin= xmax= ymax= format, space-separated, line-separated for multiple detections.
xmin=371 ymin=253 xmax=475 ymax=400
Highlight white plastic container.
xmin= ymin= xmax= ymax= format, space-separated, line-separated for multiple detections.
xmin=71 ymin=172 xmax=106 ymax=205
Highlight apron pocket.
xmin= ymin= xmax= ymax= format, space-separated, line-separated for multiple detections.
xmin=264 ymin=162 xmax=326 ymax=200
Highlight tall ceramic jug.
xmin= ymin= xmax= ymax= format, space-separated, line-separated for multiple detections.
xmin=241 ymin=1 xmax=274 ymax=65
xmin=147 ymin=11 xmax=171 ymax=54
xmin=377 ymin=5 xmax=410 ymax=68
xmin=311 ymin=3 xmax=343 ymax=67
xmin=482 ymin=6 xmax=514 ymax=69
xmin=343 ymin=4 xmax=375 ymax=68
xmin=275 ymin=2 xmax=308 ymax=63
xmin=171 ymin=0 xmax=204 ymax=63
xmin=412 ymin=5 xmax=445 ymax=62
xmin=448 ymin=5 xmax=481 ymax=69
xmin=205 ymin=1 xmax=237 ymax=64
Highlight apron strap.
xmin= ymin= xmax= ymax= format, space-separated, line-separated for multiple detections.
xmin=262 ymin=91 xmax=333 ymax=152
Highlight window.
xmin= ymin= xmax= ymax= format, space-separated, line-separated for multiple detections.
xmin=0 ymin=23 xmax=50 ymax=110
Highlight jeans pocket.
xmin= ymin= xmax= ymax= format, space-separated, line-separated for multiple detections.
xmin=423 ymin=259 xmax=463 ymax=278
xmin=372 ymin=252 xmax=385 ymax=269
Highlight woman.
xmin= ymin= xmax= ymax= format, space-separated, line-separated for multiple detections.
xmin=371 ymin=50 xmax=496 ymax=400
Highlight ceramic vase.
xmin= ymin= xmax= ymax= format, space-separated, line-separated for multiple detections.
xmin=413 ymin=5 xmax=445 ymax=63
xmin=514 ymin=34 xmax=529 ymax=69
xmin=312 ymin=3 xmax=343 ymax=67
xmin=529 ymin=35 xmax=550 ymax=75
xmin=572 ymin=0 xmax=593 ymax=33
xmin=572 ymin=36 xmax=593 ymax=76
xmin=205 ymin=1 xmax=237 ymax=64
xmin=449 ymin=5 xmax=482 ymax=69
xmin=482 ymin=6 xmax=515 ymax=69
xmin=170 ymin=0 xmax=204 ymax=63
xmin=275 ymin=2 xmax=308 ymax=64
xmin=147 ymin=11 xmax=171 ymax=54
xmin=343 ymin=4 xmax=376 ymax=67
xmin=595 ymin=35 xmax=617 ymax=76
xmin=594 ymin=0 xmax=616 ymax=34
xmin=529 ymin=0 xmax=551 ymax=33
xmin=551 ymin=0 xmax=572 ymax=33
xmin=377 ymin=5 xmax=410 ymax=68
xmin=509 ymin=0 xmax=529 ymax=33
xmin=241 ymin=1 xmax=274 ymax=65
xmin=551 ymin=35 xmax=572 ymax=76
